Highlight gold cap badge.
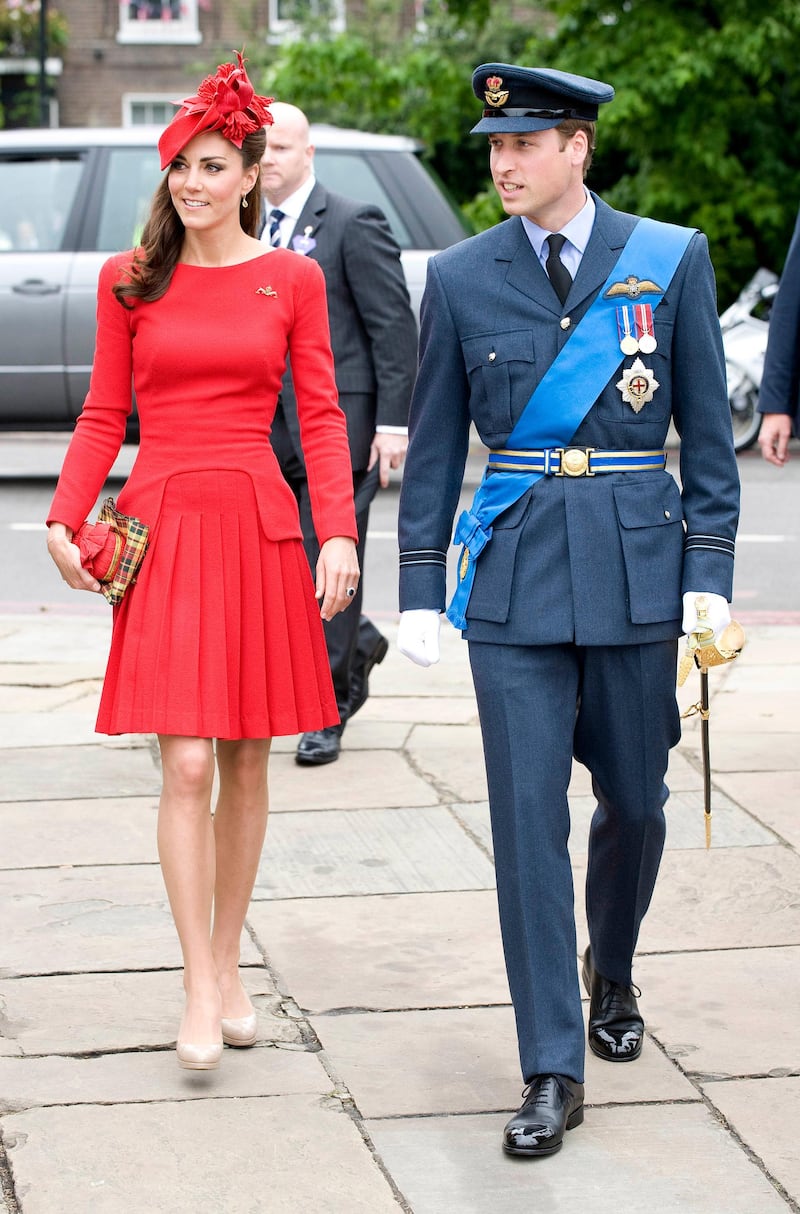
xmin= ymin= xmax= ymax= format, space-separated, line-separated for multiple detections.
xmin=484 ymin=75 xmax=510 ymax=108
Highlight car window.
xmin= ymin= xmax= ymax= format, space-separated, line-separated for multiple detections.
xmin=313 ymin=150 xmax=412 ymax=249
xmin=96 ymin=147 xmax=162 ymax=251
xmin=0 ymin=156 xmax=83 ymax=252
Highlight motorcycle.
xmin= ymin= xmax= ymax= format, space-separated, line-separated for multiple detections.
xmin=720 ymin=267 xmax=778 ymax=451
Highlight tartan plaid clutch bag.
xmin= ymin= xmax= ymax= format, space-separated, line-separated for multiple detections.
xmin=74 ymin=497 xmax=150 ymax=605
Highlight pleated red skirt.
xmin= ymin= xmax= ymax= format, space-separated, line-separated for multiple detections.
xmin=96 ymin=470 xmax=339 ymax=739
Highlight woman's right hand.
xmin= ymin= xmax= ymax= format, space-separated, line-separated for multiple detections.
xmin=47 ymin=522 xmax=101 ymax=593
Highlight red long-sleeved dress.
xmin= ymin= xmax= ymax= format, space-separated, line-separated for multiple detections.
xmin=48 ymin=248 xmax=358 ymax=739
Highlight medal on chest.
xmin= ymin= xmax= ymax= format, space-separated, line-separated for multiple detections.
xmin=615 ymin=302 xmax=658 ymax=356
xmin=616 ymin=357 xmax=660 ymax=414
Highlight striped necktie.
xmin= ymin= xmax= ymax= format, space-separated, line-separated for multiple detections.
xmin=268 ymin=209 xmax=285 ymax=248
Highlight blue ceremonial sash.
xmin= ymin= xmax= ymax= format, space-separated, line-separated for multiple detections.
xmin=446 ymin=216 xmax=694 ymax=631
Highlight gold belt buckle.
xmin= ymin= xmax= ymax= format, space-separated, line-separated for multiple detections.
xmin=555 ymin=447 xmax=595 ymax=477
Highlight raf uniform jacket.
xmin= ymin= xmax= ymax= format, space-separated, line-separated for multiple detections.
xmin=276 ymin=182 xmax=418 ymax=473
xmin=398 ymin=195 xmax=740 ymax=647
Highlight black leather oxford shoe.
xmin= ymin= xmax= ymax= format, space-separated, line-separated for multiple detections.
xmin=582 ymin=945 xmax=644 ymax=1062
xmin=295 ymin=725 xmax=342 ymax=766
xmin=502 ymin=1074 xmax=584 ymax=1157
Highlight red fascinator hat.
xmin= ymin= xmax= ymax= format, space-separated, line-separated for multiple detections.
xmin=158 ymin=51 xmax=273 ymax=170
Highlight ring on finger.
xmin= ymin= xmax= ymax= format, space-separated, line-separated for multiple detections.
xmin=345 ymin=586 xmax=356 ymax=599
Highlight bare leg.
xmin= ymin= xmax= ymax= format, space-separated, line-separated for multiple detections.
xmin=211 ymin=738 xmax=271 ymax=1018
xmin=157 ymin=735 xmax=221 ymax=1048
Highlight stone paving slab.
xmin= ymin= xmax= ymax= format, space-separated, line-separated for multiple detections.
xmin=357 ymin=696 xmax=479 ymax=725
xmin=716 ymin=770 xmax=800 ymax=850
xmin=700 ymin=1076 xmax=800 ymax=1205
xmin=0 ymin=1043 xmax=328 ymax=1113
xmin=267 ymin=750 xmax=438 ymax=811
xmin=313 ymin=1005 xmax=695 ymax=1119
xmin=0 ymin=797 xmax=159 ymax=869
xmin=407 ymin=724 xmax=708 ymax=806
xmin=2 ymin=1095 xmax=401 ymax=1214
xmin=366 ymin=1103 xmax=789 ymax=1214
xmin=252 ymin=806 xmax=496 ymax=900
xmin=405 ymin=723 xmax=489 ymax=802
xmin=0 ymin=681 xmax=100 ymax=714
xmin=249 ymin=890 xmax=507 ymax=1014
xmin=0 ymin=864 xmax=261 ymax=977
xmin=692 ymin=731 xmax=800 ymax=771
xmin=638 ymin=845 xmax=800 ymax=952
xmin=0 ymin=615 xmax=110 ymax=666
xmin=724 ymin=662 xmax=800 ymax=692
xmin=0 ymin=968 xmax=297 ymax=1058
xmin=0 ymin=662 xmax=103 ymax=687
xmin=0 ymin=712 xmax=106 ymax=749
xmin=451 ymin=789 xmax=775 ymax=861
xmin=639 ymin=946 xmax=800 ymax=1078
xmin=1 ymin=744 xmax=160 ymax=802
xmin=710 ymin=690 xmax=800 ymax=733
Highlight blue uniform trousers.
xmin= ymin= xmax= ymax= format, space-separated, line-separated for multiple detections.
xmin=468 ymin=638 xmax=680 ymax=1084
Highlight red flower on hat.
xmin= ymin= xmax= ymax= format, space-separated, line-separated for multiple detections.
xmin=178 ymin=51 xmax=273 ymax=145
xmin=158 ymin=51 xmax=273 ymax=169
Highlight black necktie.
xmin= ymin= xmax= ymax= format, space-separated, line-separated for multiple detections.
xmin=268 ymin=208 xmax=285 ymax=248
xmin=545 ymin=233 xmax=572 ymax=305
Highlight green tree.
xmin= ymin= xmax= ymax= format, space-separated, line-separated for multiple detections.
xmin=527 ymin=0 xmax=800 ymax=303
xmin=251 ymin=1 xmax=539 ymax=209
xmin=250 ymin=0 xmax=800 ymax=302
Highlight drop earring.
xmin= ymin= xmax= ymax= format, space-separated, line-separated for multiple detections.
xmin=241 ymin=195 xmax=249 ymax=208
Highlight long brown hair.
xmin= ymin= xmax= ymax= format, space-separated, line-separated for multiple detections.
xmin=113 ymin=127 xmax=266 ymax=307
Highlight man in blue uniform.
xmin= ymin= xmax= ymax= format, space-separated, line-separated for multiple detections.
xmin=758 ymin=205 xmax=800 ymax=465
xmin=397 ymin=63 xmax=739 ymax=1157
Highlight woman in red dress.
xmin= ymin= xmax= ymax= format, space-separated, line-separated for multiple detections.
xmin=46 ymin=56 xmax=359 ymax=1071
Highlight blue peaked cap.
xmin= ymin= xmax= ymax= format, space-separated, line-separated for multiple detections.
xmin=471 ymin=63 xmax=614 ymax=134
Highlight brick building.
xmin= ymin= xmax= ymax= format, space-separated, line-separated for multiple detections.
xmin=53 ymin=1 xmax=266 ymax=128
xmin=3 ymin=1 xmax=540 ymax=130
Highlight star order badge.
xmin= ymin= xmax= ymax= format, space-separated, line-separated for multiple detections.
xmin=616 ymin=357 xmax=659 ymax=414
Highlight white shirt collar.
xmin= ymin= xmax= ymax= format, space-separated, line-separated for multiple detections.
xmin=521 ymin=189 xmax=595 ymax=272
xmin=267 ymin=174 xmax=316 ymax=225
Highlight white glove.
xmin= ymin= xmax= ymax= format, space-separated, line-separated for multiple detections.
xmin=397 ymin=609 xmax=441 ymax=667
xmin=681 ymin=591 xmax=731 ymax=639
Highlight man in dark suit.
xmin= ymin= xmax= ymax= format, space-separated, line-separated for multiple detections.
xmin=758 ymin=205 xmax=800 ymax=465
xmin=397 ymin=63 xmax=739 ymax=1156
xmin=261 ymin=102 xmax=418 ymax=765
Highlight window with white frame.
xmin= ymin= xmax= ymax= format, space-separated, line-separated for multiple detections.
xmin=122 ymin=94 xmax=179 ymax=126
xmin=117 ymin=0 xmax=202 ymax=45
xmin=268 ymin=0 xmax=345 ymax=42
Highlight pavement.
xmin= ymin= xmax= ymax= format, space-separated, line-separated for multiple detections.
xmin=1 ymin=598 xmax=799 ymax=1214
xmin=2 ymin=421 xmax=800 ymax=1212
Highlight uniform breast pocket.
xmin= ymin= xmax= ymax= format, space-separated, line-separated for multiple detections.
xmin=598 ymin=310 xmax=675 ymax=425
xmin=462 ymin=329 xmax=535 ymax=440
xmin=613 ymin=475 xmax=684 ymax=623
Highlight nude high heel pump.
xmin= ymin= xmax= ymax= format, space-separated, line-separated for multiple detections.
xmin=176 ymin=1039 xmax=223 ymax=1070
xmin=221 ymin=1009 xmax=258 ymax=1048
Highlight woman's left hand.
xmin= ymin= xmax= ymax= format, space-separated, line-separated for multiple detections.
xmin=315 ymin=537 xmax=360 ymax=620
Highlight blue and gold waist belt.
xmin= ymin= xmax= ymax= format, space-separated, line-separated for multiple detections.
xmin=486 ymin=447 xmax=667 ymax=477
